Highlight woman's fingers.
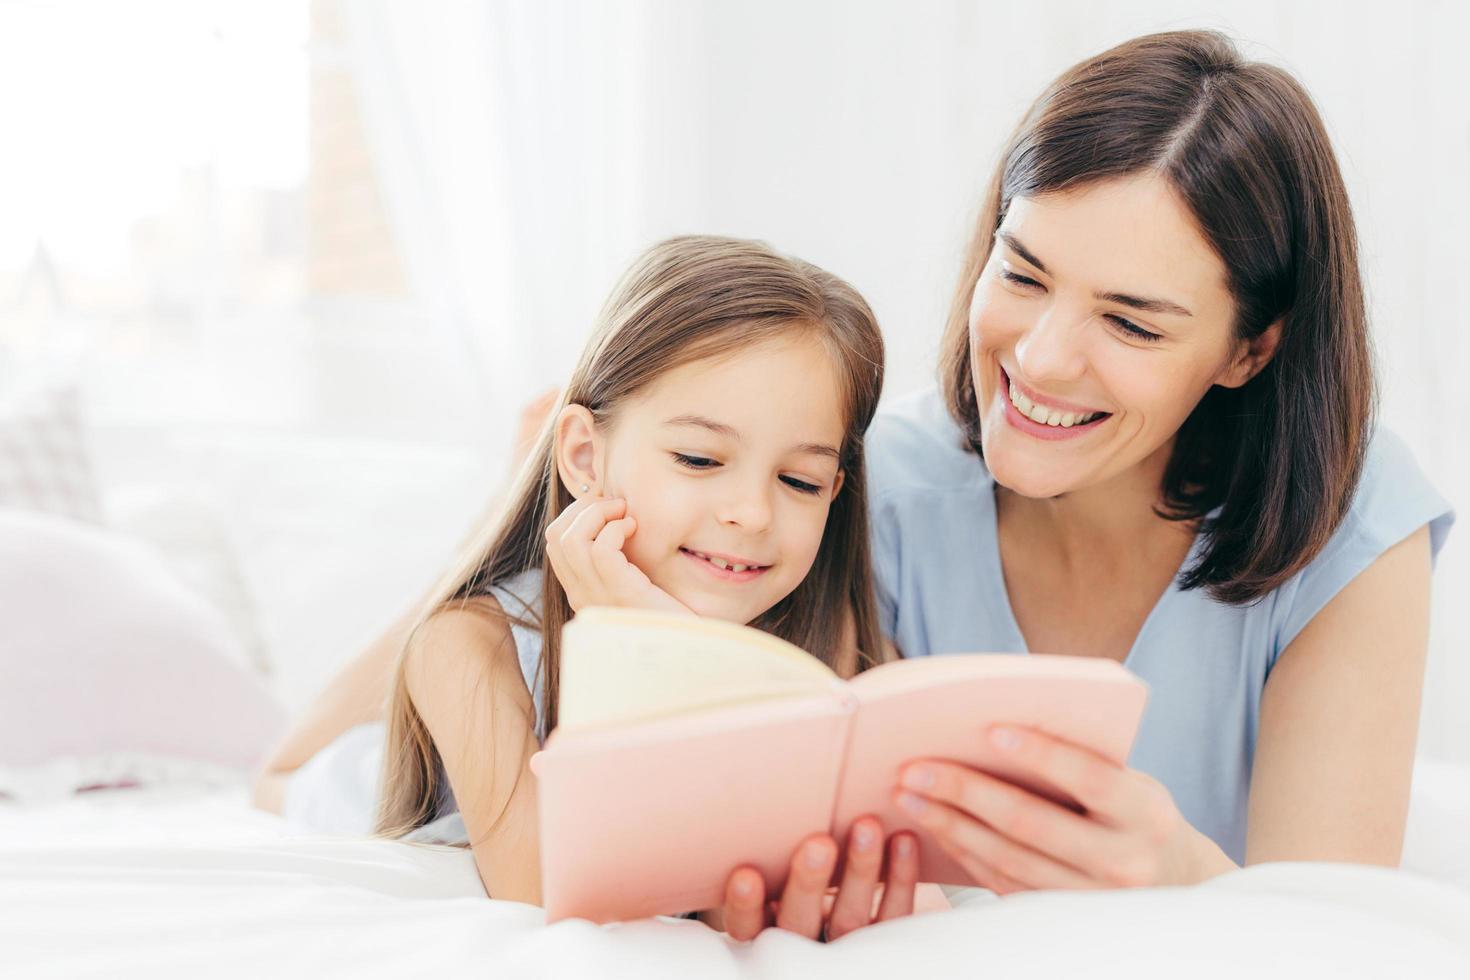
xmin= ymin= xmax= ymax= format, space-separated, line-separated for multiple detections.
xmin=893 ymin=784 xmax=1094 ymax=891
xmin=773 ymin=835 xmax=837 ymax=939
xmin=721 ymin=866 xmax=768 ymax=942
xmin=824 ymin=817 xmax=885 ymax=941
xmin=900 ymin=753 xmax=1115 ymax=879
xmin=975 ymin=726 xmax=1129 ymax=822
xmin=874 ymin=832 xmax=920 ymax=921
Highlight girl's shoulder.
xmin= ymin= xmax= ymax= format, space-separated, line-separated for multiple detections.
xmin=404 ymin=568 xmax=546 ymax=699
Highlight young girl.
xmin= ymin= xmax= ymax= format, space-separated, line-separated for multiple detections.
xmin=254 ymin=235 xmax=917 ymax=939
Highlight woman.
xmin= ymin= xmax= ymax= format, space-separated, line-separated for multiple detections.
xmin=714 ymin=28 xmax=1452 ymax=940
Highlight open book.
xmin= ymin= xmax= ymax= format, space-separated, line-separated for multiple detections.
xmin=529 ymin=608 xmax=1149 ymax=924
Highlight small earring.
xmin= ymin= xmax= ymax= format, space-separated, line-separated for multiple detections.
xmin=579 ymin=483 xmax=590 ymax=494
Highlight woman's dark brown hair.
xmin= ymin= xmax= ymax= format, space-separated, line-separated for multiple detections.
xmin=938 ymin=29 xmax=1375 ymax=604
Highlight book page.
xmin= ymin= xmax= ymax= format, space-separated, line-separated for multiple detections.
xmin=557 ymin=607 xmax=841 ymax=732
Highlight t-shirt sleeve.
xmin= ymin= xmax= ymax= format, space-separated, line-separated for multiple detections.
xmin=1272 ymin=429 xmax=1455 ymax=665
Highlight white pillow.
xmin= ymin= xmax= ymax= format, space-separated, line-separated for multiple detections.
xmin=0 ymin=385 xmax=102 ymax=523
xmin=0 ymin=509 xmax=285 ymax=796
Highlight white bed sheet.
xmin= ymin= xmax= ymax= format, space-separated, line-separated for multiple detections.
xmin=2 ymin=781 xmax=1469 ymax=980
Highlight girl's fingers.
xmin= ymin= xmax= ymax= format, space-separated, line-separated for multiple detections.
xmin=894 ymin=789 xmax=1093 ymax=891
xmin=773 ymin=835 xmax=837 ymax=940
xmin=825 ymin=817 xmax=885 ymax=941
xmin=565 ymin=497 xmax=626 ymax=544
xmin=554 ymin=499 xmax=626 ymax=599
xmin=591 ymin=516 xmax=635 ymax=558
xmin=874 ymin=832 xmax=920 ymax=921
xmin=721 ymin=866 xmax=768 ymax=942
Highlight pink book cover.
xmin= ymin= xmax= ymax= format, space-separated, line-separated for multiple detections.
xmin=530 ymin=647 xmax=1148 ymax=924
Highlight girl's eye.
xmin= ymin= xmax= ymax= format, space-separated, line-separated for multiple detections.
xmin=1105 ymin=314 xmax=1163 ymax=343
xmin=780 ymin=476 xmax=822 ymax=496
xmin=672 ymin=452 xmax=719 ymax=470
xmin=999 ymin=269 xmax=1042 ymax=289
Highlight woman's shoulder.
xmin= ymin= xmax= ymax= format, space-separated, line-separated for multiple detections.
xmin=1344 ymin=428 xmax=1454 ymax=556
xmin=866 ymin=386 xmax=991 ymax=500
xmin=1270 ymin=426 xmax=1453 ymax=656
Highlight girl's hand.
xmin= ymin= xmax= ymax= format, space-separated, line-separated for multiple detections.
xmin=544 ymin=495 xmax=694 ymax=617
xmin=893 ymin=725 xmax=1237 ymax=893
xmin=713 ymin=816 xmax=920 ymax=942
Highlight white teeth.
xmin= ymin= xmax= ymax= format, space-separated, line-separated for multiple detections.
xmin=1008 ymin=379 xmax=1102 ymax=428
xmin=694 ymin=550 xmax=755 ymax=573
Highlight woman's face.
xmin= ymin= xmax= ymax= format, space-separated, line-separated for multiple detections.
xmin=969 ymin=173 xmax=1255 ymax=500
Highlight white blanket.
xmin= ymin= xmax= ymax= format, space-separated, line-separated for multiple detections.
xmin=2 ymin=783 xmax=1468 ymax=979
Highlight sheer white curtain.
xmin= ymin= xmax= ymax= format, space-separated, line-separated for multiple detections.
xmin=342 ymin=0 xmax=1469 ymax=760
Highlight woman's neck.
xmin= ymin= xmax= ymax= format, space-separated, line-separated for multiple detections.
xmin=995 ymin=440 xmax=1193 ymax=573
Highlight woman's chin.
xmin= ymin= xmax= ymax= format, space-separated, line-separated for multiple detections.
xmin=984 ymin=447 xmax=1083 ymax=500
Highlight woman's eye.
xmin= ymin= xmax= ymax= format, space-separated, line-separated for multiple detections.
xmin=1105 ymin=314 xmax=1163 ymax=343
xmin=780 ymin=475 xmax=822 ymax=495
xmin=999 ymin=269 xmax=1042 ymax=289
xmin=672 ymin=452 xmax=719 ymax=470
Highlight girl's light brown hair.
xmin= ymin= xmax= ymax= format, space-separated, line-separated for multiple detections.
xmin=938 ymin=30 xmax=1375 ymax=604
xmin=377 ymin=234 xmax=886 ymax=839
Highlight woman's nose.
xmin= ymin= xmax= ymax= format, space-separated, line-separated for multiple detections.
xmin=1014 ymin=302 xmax=1088 ymax=384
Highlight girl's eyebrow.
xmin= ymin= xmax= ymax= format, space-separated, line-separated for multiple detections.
xmin=663 ymin=415 xmax=841 ymax=461
xmin=995 ymin=230 xmax=1194 ymax=318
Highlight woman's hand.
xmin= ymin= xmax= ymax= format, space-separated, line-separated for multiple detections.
xmin=710 ymin=816 xmax=920 ymax=942
xmin=893 ymin=725 xmax=1237 ymax=893
xmin=543 ymin=495 xmax=694 ymax=616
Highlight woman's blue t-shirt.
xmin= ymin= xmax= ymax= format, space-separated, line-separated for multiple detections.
xmin=866 ymin=387 xmax=1454 ymax=863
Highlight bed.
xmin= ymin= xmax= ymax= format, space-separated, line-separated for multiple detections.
xmin=2 ymin=763 xmax=1469 ymax=979
xmin=2 ymin=406 xmax=1467 ymax=978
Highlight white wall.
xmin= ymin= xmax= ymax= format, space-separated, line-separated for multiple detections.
xmin=344 ymin=1 xmax=1469 ymax=760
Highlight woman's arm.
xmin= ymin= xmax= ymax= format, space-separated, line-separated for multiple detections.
xmin=885 ymin=524 xmax=1435 ymax=893
xmin=401 ymin=602 xmax=543 ymax=903
xmin=1246 ymin=525 xmax=1432 ymax=865
xmin=251 ymin=603 xmax=421 ymax=813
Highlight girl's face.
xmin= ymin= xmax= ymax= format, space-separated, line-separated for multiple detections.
xmin=600 ymin=335 xmax=848 ymax=624
xmin=969 ymin=174 xmax=1259 ymax=499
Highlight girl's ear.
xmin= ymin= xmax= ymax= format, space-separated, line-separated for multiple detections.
xmin=1218 ymin=319 xmax=1283 ymax=389
xmin=553 ymin=404 xmax=607 ymax=497
xmin=831 ymin=469 xmax=845 ymax=499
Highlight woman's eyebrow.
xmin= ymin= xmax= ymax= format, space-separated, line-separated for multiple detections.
xmin=663 ymin=415 xmax=840 ymax=461
xmin=996 ymin=231 xmax=1194 ymax=318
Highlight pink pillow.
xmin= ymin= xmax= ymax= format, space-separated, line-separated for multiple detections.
xmin=0 ymin=509 xmax=285 ymax=783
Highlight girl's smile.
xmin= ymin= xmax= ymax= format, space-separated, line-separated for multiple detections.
xmin=679 ymin=546 xmax=771 ymax=582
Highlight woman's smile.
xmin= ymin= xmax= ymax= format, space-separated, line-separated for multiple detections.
xmin=998 ymin=365 xmax=1111 ymax=442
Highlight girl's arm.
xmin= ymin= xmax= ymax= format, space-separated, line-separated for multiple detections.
xmin=401 ymin=601 xmax=543 ymax=903
xmin=251 ymin=603 xmax=419 ymax=813
xmin=1246 ymin=524 xmax=1432 ymax=865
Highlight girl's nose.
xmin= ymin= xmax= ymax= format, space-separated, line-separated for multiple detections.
xmin=718 ymin=484 xmax=774 ymax=533
xmin=1014 ymin=302 xmax=1088 ymax=385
